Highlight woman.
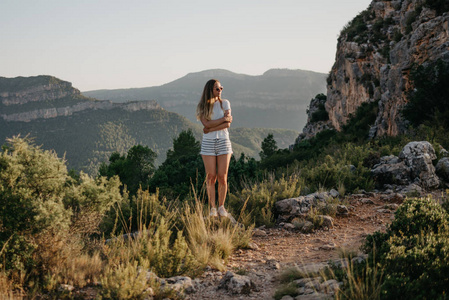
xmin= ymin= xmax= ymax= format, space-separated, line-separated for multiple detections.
xmin=196 ymin=79 xmax=233 ymax=217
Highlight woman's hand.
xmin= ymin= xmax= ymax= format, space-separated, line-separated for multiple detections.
xmin=223 ymin=115 xmax=233 ymax=123
xmin=203 ymin=127 xmax=210 ymax=134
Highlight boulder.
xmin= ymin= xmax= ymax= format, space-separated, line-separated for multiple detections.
xmin=371 ymin=155 xmax=410 ymax=186
xmin=398 ymin=141 xmax=439 ymax=189
xmin=163 ymin=276 xmax=196 ymax=294
xmin=436 ymin=157 xmax=449 ymax=182
xmin=218 ymin=271 xmax=256 ymax=295
xmin=371 ymin=141 xmax=439 ymax=190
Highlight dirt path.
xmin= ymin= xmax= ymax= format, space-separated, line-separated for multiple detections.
xmin=192 ymin=194 xmax=397 ymax=299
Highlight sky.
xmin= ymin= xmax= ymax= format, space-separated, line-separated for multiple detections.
xmin=0 ymin=0 xmax=372 ymax=91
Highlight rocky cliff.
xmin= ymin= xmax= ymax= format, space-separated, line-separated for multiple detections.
xmin=0 ymin=76 xmax=161 ymax=122
xmin=0 ymin=76 xmax=79 ymax=105
xmin=300 ymin=0 xmax=449 ymax=140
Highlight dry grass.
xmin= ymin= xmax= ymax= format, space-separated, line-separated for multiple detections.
xmin=180 ymin=191 xmax=253 ymax=271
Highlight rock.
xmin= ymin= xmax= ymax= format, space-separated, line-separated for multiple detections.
xmin=329 ymin=189 xmax=339 ymax=198
xmin=301 ymin=221 xmax=315 ymax=233
xmin=398 ymin=141 xmax=439 ymax=189
xmin=295 ymin=294 xmax=332 ymax=300
xmin=164 ymin=276 xmax=196 ymax=294
xmin=281 ymin=296 xmax=295 ymax=300
xmin=379 ymin=193 xmax=404 ymax=203
xmin=360 ymin=198 xmax=375 ymax=205
xmin=218 ymin=271 xmax=257 ymax=295
xmin=316 ymin=215 xmax=334 ymax=229
xmin=436 ymin=157 xmax=449 ymax=182
xmin=336 ymin=205 xmax=349 ymax=216
xmin=320 ymin=279 xmax=341 ymax=293
xmin=59 ymin=284 xmax=75 ymax=292
xmin=371 ymin=155 xmax=410 ymax=186
xmin=284 ymin=223 xmax=296 ymax=230
xmin=275 ymin=191 xmax=340 ymax=220
xmin=247 ymin=242 xmax=260 ymax=250
xmin=253 ymin=228 xmax=267 ymax=237
xmin=398 ymin=183 xmax=423 ymax=196
xmin=295 ymin=277 xmax=322 ymax=289
xmin=372 ymin=142 xmax=440 ymax=190
xmin=439 ymin=145 xmax=449 ymax=157
xmin=319 ymin=244 xmax=336 ymax=251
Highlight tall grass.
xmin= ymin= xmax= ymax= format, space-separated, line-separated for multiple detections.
xmin=180 ymin=189 xmax=254 ymax=271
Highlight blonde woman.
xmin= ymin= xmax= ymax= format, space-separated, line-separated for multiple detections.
xmin=196 ymin=79 xmax=233 ymax=217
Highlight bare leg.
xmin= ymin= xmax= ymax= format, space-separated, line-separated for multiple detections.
xmin=216 ymin=154 xmax=232 ymax=207
xmin=202 ymin=155 xmax=217 ymax=208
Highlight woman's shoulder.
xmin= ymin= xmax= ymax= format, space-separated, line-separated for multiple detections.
xmin=221 ymin=99 xmax=231 ymax=109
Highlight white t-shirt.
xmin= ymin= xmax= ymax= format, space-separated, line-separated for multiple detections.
xmin=203 ymin=99 xmax=231 ymax=140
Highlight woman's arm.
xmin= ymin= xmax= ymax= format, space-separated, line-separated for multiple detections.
xmin=200 ymin=115 xmax=232 ymax=129
xmin=203 ymin=122 xmax=230 ymax=134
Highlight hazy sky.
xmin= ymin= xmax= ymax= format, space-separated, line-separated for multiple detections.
xmin=0 ymin=0 xmax=372 ymax=91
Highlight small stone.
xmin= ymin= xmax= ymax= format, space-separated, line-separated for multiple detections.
xmin=336 ymin=205 xmax=349 ymax=215
xmin=360 ymin=198 xmax=375 ymax=204
xmin=329 ymin=189 xmax=339 ymax=198
xmin=247 ymin=242 xmax=260 ymax=250
xmin=253 ymin=228 xmax=267 ymax=237
xmin=319 ymin=244 xmax=335 ymax=251
xmin=59 ymin=284 xmax=74 ymax=292
xmin=284 ymin=223 xmax=296 ymax=230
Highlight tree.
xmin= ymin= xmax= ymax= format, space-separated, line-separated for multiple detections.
xmin=149 ymin=129 xmax=203 ymax=198
xmin=98 ymin=145 xmax=157 ymax=195
xmin=259 ymin=133 xmax=278 ymax=160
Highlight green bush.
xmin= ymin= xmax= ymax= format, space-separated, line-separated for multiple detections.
xmin=363 ymin=197 xmax=449 ymax=299
xmin=0 ymin=137 xmax=71 ymax=239
xmin=403 ymin=60 xmax=449 ymax=131
xmin=310 ymin=104 xmax=329 ymax=123
xmin=0 ymin=136 xmax=123 ymax=290
xmin=228 ymin=174 xmax=303 ymax=227
xmin=424 ymin=0 xmax=449 ymax=15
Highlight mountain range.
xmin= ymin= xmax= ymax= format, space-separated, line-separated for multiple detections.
xmin=0 ymin=75 xmax=300 ymax=174
xmin=83 ymin=68 xmax=327 ymax=131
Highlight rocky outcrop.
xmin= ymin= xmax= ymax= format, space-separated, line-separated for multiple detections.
xmin=275 ymin=190 xmax=339 ymax=224
xmin=295 ymin=94 xmax=333 ymax=143
xmin=371 ymin=141 xmax=440 ymax=190
xmin=1 ymin=100 xmax=161 ymax=122
xmin=299 ymin=1 xmax=449 ymax=140
xmin=0 ymin=75 xmax=162 ymax=122
xmin=0 ymin=76 xmax=80 ymax=105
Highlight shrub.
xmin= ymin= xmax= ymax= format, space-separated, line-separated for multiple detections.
xmin=424 ymin=0 xmax=449 ymax=16
xmin=100 ymin=260 xmax=152 ymax=300
xmin=0 ymin=136 xmax=123 ymax=293
xmin=311 ymin=104 xmax=329 ymax=123
xmin=228 ymin=174 xmax=303 ymax=227
xmin=402 ymin=60 xmax=449 ymax=130
xmin=363 ymin=197 xmax=449 ymax=299
xmin=0 ymin=136 xmax=71 ymax=239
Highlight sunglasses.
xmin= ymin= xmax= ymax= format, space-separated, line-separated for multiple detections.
xmin=215 ymin=86 xmax=223 ymax=92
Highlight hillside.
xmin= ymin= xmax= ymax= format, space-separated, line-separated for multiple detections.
xmin=298 ymin=0 xmax=449 ymax=141
xmin=83 ymin=69 xmax=327 ymax=131
xmin=0 ymin=75 xmax=298 ymax=173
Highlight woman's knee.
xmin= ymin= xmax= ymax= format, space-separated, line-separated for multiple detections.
xmin=206 ymin=173 xmax=217 ymax=184
xmin=217 ymin=174 xmax=227 ymax=185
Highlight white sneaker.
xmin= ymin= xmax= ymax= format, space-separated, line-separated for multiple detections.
xmin=210 ymin=207 xmax=218 ymax=217
xmin=218 ymin=206 xmax=228 ymax=217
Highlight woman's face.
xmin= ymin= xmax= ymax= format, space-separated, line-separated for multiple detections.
xmin=212 ymin=81 xmax=223 ymax=98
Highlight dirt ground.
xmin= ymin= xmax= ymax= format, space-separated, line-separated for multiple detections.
xmin=192 ymin=193 xmax=398 ymax=299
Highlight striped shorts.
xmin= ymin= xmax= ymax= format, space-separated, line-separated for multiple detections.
xmin=200 ymin=138 xmax=233 ymax=156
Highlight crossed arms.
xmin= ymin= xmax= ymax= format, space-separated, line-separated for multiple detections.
xmin=201 ymin=109 xmax=232 ymax=134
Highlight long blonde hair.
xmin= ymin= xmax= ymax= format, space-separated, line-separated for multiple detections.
xmin=196 ymin=79 xmax=222 ymax=121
